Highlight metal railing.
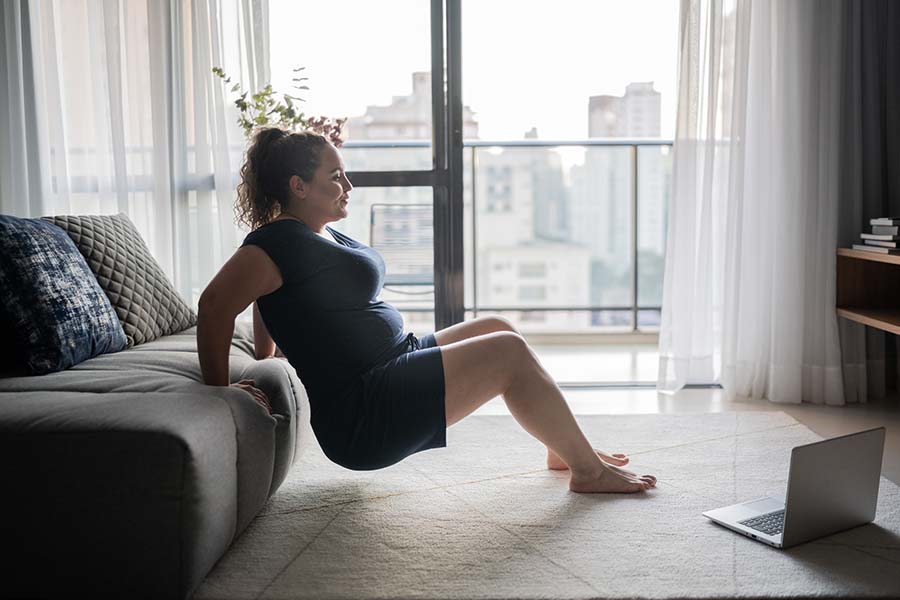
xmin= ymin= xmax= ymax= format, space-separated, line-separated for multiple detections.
xmin=343 ymin=138 xmax=673 ymax=331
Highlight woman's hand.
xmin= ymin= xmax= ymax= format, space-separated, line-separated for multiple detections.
xmin=230 ymin=378 xmax=272 ymax=413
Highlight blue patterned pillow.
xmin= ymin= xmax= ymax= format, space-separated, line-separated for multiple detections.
xmin=0 ymin=215 xmax=127 ymax=375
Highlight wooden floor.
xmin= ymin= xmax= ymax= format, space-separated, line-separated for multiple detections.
xmin=472 ymin=344 xmax=900 ymax=485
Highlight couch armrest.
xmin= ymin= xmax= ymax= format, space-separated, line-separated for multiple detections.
xmin=237 ymin=357 xmax=311 ymax=492
xmin=0 ymin=391 xmax=239 ymax=600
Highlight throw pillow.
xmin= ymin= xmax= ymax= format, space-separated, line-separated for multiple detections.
xmin=42 ymin=213 xmax=197 ymax=347
xmin=0 ymin=215 xmax=128 ymax=375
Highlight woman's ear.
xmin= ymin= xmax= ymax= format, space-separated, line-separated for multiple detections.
xmin=288 ymin=174 xmax=306 ymax=200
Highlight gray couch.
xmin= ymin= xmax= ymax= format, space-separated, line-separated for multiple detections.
xmin=0 ymin=322 xmax=311 ymax=599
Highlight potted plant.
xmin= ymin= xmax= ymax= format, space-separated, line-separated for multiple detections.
xmin=213 ymin=66 xmax=347 ymax=145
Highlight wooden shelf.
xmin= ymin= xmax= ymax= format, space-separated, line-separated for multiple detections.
xmin=837 ymin=248 xmax=900 ymax=335
xmin=836 ymin=308 xmax=900 ymax=335
xmin=837 ymin=247 xmax=900 ymax=266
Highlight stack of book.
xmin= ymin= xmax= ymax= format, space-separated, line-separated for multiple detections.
xmin=853 ymin=217 xmax=900 ymax=255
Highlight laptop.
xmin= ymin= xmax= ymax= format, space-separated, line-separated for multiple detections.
xmin=702 ymin=426 xmax=886 ymax=548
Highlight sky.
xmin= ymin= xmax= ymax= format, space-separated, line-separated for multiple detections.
xmin=269 ymin=0 xmax=678 ymax=141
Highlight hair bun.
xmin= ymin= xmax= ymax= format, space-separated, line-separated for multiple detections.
xmin=254 ymin=127 xmax=288 ymax=160
xmin=252 ymin=128 xmax=290 ymax=187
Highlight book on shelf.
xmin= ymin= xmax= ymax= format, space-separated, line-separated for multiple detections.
xmin=870 ymin=217 xmax=900 ymax=226
xmin=853 ymin=243 xmax=900 ymax=255
xmin=861 ymin=233 xmax=900 ymax=241
xmin=864 ymin=240 xmax=899 ymax=248
xmin=872 ymin=225 xmax=899 ymax=235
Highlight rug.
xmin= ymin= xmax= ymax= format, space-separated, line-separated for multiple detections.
xmin=195 ymin=412 xmax=900 ymax=599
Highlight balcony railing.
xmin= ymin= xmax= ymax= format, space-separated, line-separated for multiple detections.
xmin=342 ymin=139 xmax=673 ymax=332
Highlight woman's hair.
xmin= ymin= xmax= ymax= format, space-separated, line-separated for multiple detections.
xmin=235 ymin=127 xmax=331 ymax=230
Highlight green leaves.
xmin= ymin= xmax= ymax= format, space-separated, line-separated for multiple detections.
xmin=212 ymin=65 xmax=347 ymax=145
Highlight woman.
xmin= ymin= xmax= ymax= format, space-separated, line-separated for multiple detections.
xmin=198 ymin=127 xmax=656 ymax=493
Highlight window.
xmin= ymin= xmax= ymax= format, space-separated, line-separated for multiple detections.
xmin=520 ymin=312 xmax=547 ymax=322
xmin=519 ymin=285 xmax=546 ymax=301
xmin=269 ymin=0 xmax=435 ymax=171
xmin=518 ymin=263 xmax=546 ymax=278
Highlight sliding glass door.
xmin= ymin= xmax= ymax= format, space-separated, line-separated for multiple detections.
xmin=459 ymin=0 xmax=676 ymax=334
xmin=269 ymin=0 xmax=465 ymax=333
xmin=269 ymin=0 xmax=675 ymax=343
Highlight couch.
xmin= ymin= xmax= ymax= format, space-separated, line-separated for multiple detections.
xmin=0 ymin=323 xmax=311 ymax=599
xmin=0 ymin=213 xmax=312 ymax=599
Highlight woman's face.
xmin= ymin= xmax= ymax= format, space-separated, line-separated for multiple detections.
xmin=292 ymin=143 xmax=353 ymax=222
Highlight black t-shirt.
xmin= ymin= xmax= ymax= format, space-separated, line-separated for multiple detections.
xmin=240 ymin=219 xmax=407 ymax=401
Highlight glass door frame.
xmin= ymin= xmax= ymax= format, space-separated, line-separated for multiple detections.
xmin=344 ymin=0 xmax=464 ymax=330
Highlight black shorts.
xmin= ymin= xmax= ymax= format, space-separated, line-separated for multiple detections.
xmin=315 ymin=332 xmax=447 ymax=471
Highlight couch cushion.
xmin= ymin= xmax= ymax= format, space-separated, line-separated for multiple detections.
xmin=43 ymin=213 xmax=196 ymax=347
xmin=0 ymin=391 xmax=240 ymax=599
xmin=0 ymin=322 xmax=310 ymax=512
xmin=0 ymin=377 xmax=283 ymax=564
xmin=0 ymin=324 xmax=294 ymax=411
xmin=0 ymin=215 xmax=127 ymax=375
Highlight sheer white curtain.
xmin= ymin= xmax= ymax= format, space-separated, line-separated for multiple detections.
xmin=658 ymin=0 xmax=848 ymax=404
xmin=1 ymin=1 xmax=44 ymax=217
xmin=0 ymin=0 xmax=268 ymax=305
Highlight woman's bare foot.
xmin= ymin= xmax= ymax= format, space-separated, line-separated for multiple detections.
xmin=547 ymin=448 xmax=629 ymax=470
xmin=568 ymin=463 xmax=657 ymax=494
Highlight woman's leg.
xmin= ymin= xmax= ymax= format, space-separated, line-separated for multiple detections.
xmin=432 ymin=316 xmax=630 ymax=470
xmin=431 ymin=315 xmax=517 ymax=346
xmin=438 ymin=330 xmax=656 ymax=493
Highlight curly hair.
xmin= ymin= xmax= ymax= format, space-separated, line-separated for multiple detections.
xmin=235 ymin=127 xmax=331 ymax=230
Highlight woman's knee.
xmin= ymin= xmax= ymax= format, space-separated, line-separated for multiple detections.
xmin=483 ymin=315 xmax=519 ymax=335
xmin=439 ymin=331 xmax=531 ymax=425
xmin=447 ymin=330 xmax=529 ymax=373
xmin=491 ymin=331 xmax=534 ymax=374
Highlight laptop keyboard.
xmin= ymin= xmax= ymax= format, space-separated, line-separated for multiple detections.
xmin=739 ymin=510 xmax=785 ymax=536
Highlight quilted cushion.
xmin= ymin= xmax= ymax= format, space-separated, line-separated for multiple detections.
xmin=42 ymin=213 xmax=196 ymax=347
xmin=0 ymin=215 xmax=128 ymax=375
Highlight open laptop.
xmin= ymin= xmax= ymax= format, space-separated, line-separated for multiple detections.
xmin=702 ymin=426 xmax=886 ymax=548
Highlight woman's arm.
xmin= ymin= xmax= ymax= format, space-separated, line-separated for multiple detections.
xmin=253 ymin=301 xmax=277 ymax=359
xmin=198 ymin=245 xmax=282 ymax=386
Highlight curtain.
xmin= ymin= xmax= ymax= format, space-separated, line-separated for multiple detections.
xmin=658 ymin=0 xmax=847 ymax=404
xmin=0 ymin=1 xmax=44 ymax=216
xmin=837 ymin=0 xmax=900 ymax=403
xmin=0 ymin=0 xmax=268 ymax=306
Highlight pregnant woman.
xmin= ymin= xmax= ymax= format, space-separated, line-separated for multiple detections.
xmin=197 ymin=127 xmax=656 ymax=493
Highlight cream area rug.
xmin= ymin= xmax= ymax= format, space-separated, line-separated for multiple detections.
xmin=195 ymin=412 xmax=900 ymax=600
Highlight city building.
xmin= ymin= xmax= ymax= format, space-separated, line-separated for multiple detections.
xmin=345 ymin=71 xmax=479 ymax=141
xmin=478 ymin=240 xmax=592 ymax=330
xmin=588 ymin=81 xmax=662 ymax=138
xmin=474 ymin=146 xmax=591 ymax=329
xmin=570 ymin=82 xmax=668 ymax=324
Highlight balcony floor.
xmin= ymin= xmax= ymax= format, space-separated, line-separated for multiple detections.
xmin=530 ymin=342 xmax=658 ymax=385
